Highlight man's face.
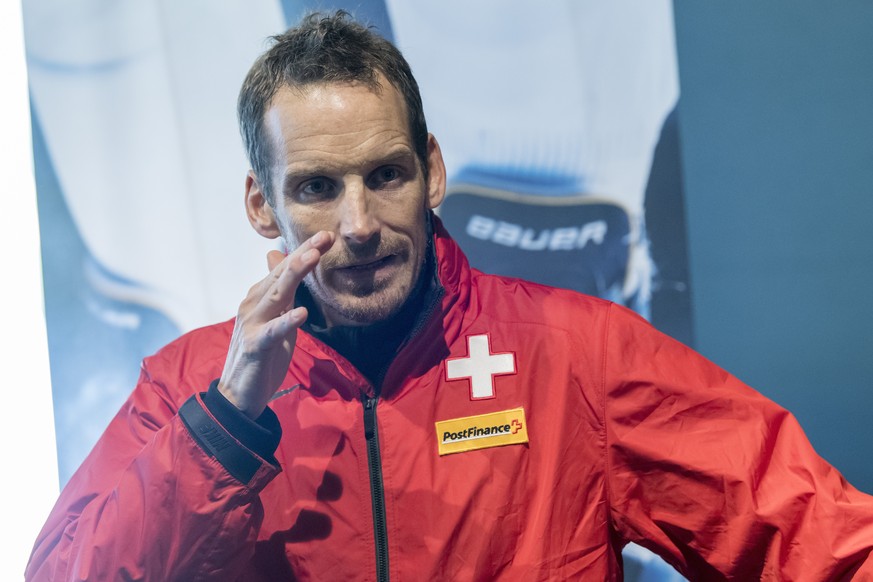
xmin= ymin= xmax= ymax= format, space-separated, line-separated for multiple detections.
xmin=248 ymin=80 xmax=445 ymax=327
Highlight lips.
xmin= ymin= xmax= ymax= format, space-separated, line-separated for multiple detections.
xmin=330 ymin=255 xmax=400 ymax=294
xmin=333 ymin=255 xmax=402 ymax=278
xmin=343 ymin=256 xmax=393 ymax=271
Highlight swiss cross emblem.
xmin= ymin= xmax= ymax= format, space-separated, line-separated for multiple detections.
xmin=445 ymin=334 xmax=516 ymax=400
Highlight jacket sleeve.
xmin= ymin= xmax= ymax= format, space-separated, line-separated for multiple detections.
xmin=601 ymin=303 xmax=873 ymax=580
xmin=25 ymin=360 xmax=282 ymax=581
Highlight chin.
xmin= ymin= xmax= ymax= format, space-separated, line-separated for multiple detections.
xmin=339 ymin=296 xmax=405 ymax=325
xmin=328 ymin=285 xmax=412 ymax=326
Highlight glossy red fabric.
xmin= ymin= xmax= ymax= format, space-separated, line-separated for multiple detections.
xmin=27 ymin=221 xmax=873 ymax=580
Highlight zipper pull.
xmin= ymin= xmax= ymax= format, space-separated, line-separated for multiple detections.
xmin=363 ymin=396 xmax=376 ymax=440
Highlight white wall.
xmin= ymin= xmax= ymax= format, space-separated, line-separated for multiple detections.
xmin=0 ymin=1 xmax=59 ymax=578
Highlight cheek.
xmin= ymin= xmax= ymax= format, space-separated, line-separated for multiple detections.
xmin=380 ymin=193 xmax=429 ymax=234
xmin=278 ymin=210 xmax=319 ymax=250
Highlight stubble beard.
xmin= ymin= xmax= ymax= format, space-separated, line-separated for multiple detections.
xmin=303 ymin=268 xmax=415 ymax=326
xmin=283 ymin=231 xmax=422 ymax=327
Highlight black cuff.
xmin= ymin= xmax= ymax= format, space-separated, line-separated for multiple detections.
xmin=202 ymin=379 xmax=282 ymax=460
xmin=178 ymin=381 xmax=282 ymax=485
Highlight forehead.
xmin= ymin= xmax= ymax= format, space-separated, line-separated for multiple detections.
xmin=263 ymin=80 xmax=413 ymax=174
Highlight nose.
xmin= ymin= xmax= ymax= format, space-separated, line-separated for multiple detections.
xmin=338 ymin=180 xmax=379 ymax=245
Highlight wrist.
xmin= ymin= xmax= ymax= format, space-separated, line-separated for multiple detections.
xmin=217 ymin=379 xmax=265 ymax=420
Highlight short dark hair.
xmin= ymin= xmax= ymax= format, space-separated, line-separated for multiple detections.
xmin=237 ymin=10 xmax=428 ymax=205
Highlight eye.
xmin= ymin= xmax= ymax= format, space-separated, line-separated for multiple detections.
xmin=368 ymin=166 xmax=403 ymax=190
xmin=299 ymin=178 xmax=336 ymax=201
xmin=380 ymin=167 xmax=398 ymax=182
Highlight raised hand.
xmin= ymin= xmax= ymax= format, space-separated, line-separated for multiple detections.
xmin=217 ymin=231 xmax=336 ymax=418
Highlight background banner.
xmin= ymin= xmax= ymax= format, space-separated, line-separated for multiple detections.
xmin=24 ymin=0 xmax=690 ymax=487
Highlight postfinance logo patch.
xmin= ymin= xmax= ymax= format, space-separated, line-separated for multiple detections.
xmin=436 ymin=408 xmax=528 ymax=456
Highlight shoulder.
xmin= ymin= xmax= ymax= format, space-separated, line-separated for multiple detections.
xmin=139 ymin=319 xmax=235 ymax=399
xmin=468 ymin=268 xmax=618 ymax=332
xmin=150 ymin=318 xmax=234 ymax=362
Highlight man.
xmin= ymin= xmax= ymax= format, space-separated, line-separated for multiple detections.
xmin=27 ymin=11 xmax=873 ymax=581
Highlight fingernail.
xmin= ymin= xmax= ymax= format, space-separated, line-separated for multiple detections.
xmin=311 ymin=231 xmax=324 ymax=245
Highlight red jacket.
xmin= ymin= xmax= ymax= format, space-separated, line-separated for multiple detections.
xmin=28 ymin=222 xmax=873 ymax=580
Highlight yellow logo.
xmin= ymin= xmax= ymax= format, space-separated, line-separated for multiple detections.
xmin=436 ymin=408 xmax=528 ymax=456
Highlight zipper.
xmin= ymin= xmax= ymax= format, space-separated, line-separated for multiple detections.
xmin=363 ymin=396 xmax=389 ymax=581
xmin=359 ymin=288 xmax=442 ymax=582
xmin=357 ymin=238 xmax=443 ymax=581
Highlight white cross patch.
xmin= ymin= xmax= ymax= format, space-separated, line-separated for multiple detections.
xmin=445 ymin=334 xmax=516 ymax=400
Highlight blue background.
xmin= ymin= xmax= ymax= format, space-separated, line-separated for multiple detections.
xmin=675 ymin=1 xmax=873 ymax=490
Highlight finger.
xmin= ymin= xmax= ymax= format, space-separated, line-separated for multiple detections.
xmin=248 ymin=232 xmax=330 ymax=305
xmin=266 ymin=249 xmax=285 ymax=272
xmin=255 ymin=306 xmax=308 ymax=351
xmin=298 ymin=230 xmax=336 ymax=255
xmin=265 ymin=231 xmax=335 ymax=275
xmin=253 ymin=232 xmax=334 ymax=318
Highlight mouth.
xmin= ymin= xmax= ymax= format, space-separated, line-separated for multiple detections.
xmin=343 ymin=255 xmax=393 ymax=271
xmin=335 ymin=254 xmax=400 ymax=276
xmin=329 ymin=254 xmax=401 ymax=294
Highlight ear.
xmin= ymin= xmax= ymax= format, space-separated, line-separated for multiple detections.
xmin=245 ymin=170 xmax=282 ymax=239
xmin=425 ymin=134 xmax=447 ymax=210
